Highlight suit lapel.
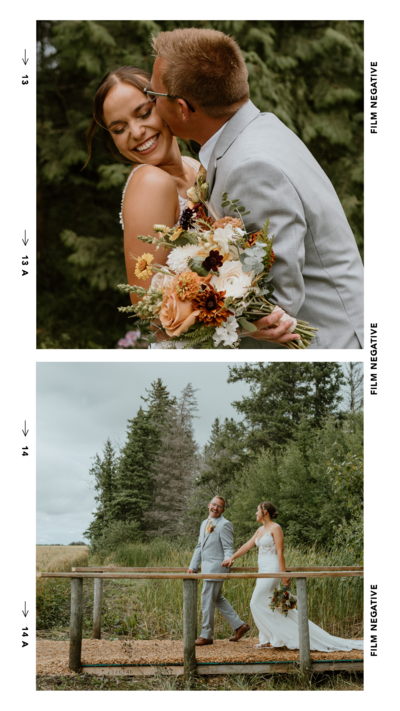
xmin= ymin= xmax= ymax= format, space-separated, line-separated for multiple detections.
xmin=207 ymin=101 xmax=260 ymax=206
xmin=201 ymin=519 xmax=209 ymax=549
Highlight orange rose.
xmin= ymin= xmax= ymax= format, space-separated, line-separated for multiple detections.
xmin=160 ymin=274 xmax=211 ymax=337
xmin=160 ymin=289 xmax=200 ymax=337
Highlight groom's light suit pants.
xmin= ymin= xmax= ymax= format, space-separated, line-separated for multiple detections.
xmin=200 ymin=580 xmax=243 ymax=639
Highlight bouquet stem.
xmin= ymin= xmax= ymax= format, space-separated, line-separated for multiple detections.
xmin=243 ymin=297 xmax=318 ymax=349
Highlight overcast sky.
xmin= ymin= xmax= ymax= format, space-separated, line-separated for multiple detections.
xmin=37 ymin=362 xmax=356 ymax=544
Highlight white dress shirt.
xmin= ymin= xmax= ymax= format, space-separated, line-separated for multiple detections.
xmin=198 ymin=124 xmax=227 ymax=170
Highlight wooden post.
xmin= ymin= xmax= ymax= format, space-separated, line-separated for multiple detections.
xmin=69 ymin=577 xmax=84 ymax=672
xmin=93 ymin=578 xmax=103 ymax=639
xmin=296 ymin=577 xmax=311 ymax=679
xmin=194 ymin=580 xmax=198 ymax=640
xmin=183 ymin=579 xmax=197 ymax=681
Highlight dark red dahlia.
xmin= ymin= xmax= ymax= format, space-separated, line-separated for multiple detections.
xmin=178 ymin=207 xmax=196 ymax=231
xmin=202 ymin=250 xmax=223 ymax=272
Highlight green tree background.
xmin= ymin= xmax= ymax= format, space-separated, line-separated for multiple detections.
xmin=84 ymin=364 xmax=363 ymax=561
xmin=37 ymin=20 xmax=363 ymax=349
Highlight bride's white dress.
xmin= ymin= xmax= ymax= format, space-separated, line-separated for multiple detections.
xmin=120 ymin=156 xmax=198 ymax=350
xmin=250 ymin=532 xmax=363 ymax=652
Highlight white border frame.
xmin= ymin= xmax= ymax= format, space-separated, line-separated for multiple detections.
xmin=2 ymin=1 xmax=398 ymax=706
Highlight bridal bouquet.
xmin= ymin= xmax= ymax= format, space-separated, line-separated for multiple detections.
xmin=118 ymin=189 xmax=317 ymax=349
xmin=269 ymin=583 xmax=297 ymax=617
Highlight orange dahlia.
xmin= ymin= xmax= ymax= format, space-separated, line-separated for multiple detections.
xmin=174 ymin=272 xmax=202 ymax=300
xmin=195 ymin=204 xmax=215 ymax=230
xmin=246 ymin=231 xmax=261 ymax=248
xmin=192 ymin=284 xmax=233 ymax=327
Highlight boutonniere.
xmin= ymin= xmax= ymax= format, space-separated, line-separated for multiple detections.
xmin=206 ymin=519 xmax=217 ymax=533
xmin=187 ymin=170 xmax=209 ymax=204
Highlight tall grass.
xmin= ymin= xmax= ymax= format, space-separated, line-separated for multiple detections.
xmin=90 ymin=539 xmax=363 ymax=641
xmin=37 ymin=546 xmax=90 ymax=630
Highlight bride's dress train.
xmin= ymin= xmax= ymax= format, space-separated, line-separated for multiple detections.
xmin=250 ymin=533 xmax=363 ymax=652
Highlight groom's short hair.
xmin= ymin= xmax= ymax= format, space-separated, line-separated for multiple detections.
xmin=151 ymin=28 xmax=249 ymax=118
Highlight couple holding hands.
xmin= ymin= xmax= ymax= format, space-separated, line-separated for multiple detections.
xmin=188 ymin=496 xmax=363 ymax=652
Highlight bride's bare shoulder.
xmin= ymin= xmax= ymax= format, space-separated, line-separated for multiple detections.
xmin=126 ymin=164 xmax=176 ymax=195
xmin=271 ymin=522 xmax=283 ymax=536
xmin=122 ymin=164 xmax=178 ymax=231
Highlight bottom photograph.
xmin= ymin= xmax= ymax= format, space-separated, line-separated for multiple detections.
xmin=36 ymin=361 xmax=363 ymax=691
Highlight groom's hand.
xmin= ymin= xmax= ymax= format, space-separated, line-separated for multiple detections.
xmin=244 ymin=310 xmax=301 ymax=345
xmin=222 ymin=557 xmax=234 ymax=567
xmin=187 ymin=568 xmax=195 ymax=574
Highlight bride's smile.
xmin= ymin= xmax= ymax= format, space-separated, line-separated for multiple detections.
xmin=134 ymin=133 xmax=160 ymax=153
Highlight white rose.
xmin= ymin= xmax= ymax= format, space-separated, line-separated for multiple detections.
xmin=213 ymin=225 xmax=245 ymax=257
xmin=211 ymin=260 xmax=252 ymax=299
xmin=151 ymin=273 xmax=174 ymax=290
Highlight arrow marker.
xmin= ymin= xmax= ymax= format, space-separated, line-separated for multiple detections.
xmin=22 ymin=230 xmax=29 ymax=246
xmin=22 ymin=50 xmax=29 ymax=65
xmin=22 ymin=602 xmax=29 ymax=617
xmin=22 ymin=421 xmax=29 ymax=436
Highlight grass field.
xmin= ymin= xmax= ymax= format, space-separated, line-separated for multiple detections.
xmin=36 ymin=545 xmax=89 ymax=573
xmin=36 ymin=540 xmax=363 ymax=691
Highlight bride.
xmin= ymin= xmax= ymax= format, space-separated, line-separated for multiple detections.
xmin=85 ymin=66 xmax=199 ymax=303
xmin=222 ymin=501 xmax=363 ymax=652
xmin=85 ymin=66 xmax=300 ymax=348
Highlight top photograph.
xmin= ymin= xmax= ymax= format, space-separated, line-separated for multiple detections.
xmin=37 ymin=20 xmax=364 ymax=350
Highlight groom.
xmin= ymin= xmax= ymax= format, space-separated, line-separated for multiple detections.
xmin=147 ymin=28 xmax=364 ymax=349
xmin=188 ymin=496 xmax=250 ymax=645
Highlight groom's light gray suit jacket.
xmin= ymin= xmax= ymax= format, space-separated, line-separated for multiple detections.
xmin=189 ymin=516 xmax=234 ymax=582
xmin=207 ymin=101 xmax=364 ymax=349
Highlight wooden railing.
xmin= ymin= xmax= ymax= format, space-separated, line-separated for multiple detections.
xmin=38 ymin=566 xmax=363 ymax=680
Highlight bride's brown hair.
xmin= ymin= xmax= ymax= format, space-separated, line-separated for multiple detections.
xmin=83 ymin=66 xmax=151 ymax=169
xmin=260 ymin=502 xmax=278 ymax=520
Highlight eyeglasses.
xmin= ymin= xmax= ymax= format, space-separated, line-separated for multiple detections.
xmin=144 ymin=82 xmax=195 ymax=113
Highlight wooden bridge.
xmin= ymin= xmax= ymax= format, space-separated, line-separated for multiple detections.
xmin=38 ymin=565 xmax=364 ymax=680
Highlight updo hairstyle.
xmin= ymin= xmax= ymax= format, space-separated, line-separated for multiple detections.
xmin=260 ymin=501 xmax=278 ymax=519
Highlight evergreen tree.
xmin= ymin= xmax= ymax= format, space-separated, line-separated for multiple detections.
xmin=228 ymin=362 xmax=344 ymax=455
xmin=146 ymin=384 xmax=200 ymax=535
xmin=343 ymin=362 xmax=364 ymax=412
xmin=111 ymin=407 xmax=160 ymax=530
xmin=311 ymin=363 xmax=345 ymax=426
xmin=193 ymin=417 xmax=248 ymax=508
xmin=142 ymin=378 xmax=176 ymax=426
xmin=83 ymin=439 xmax=118 ymax=544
